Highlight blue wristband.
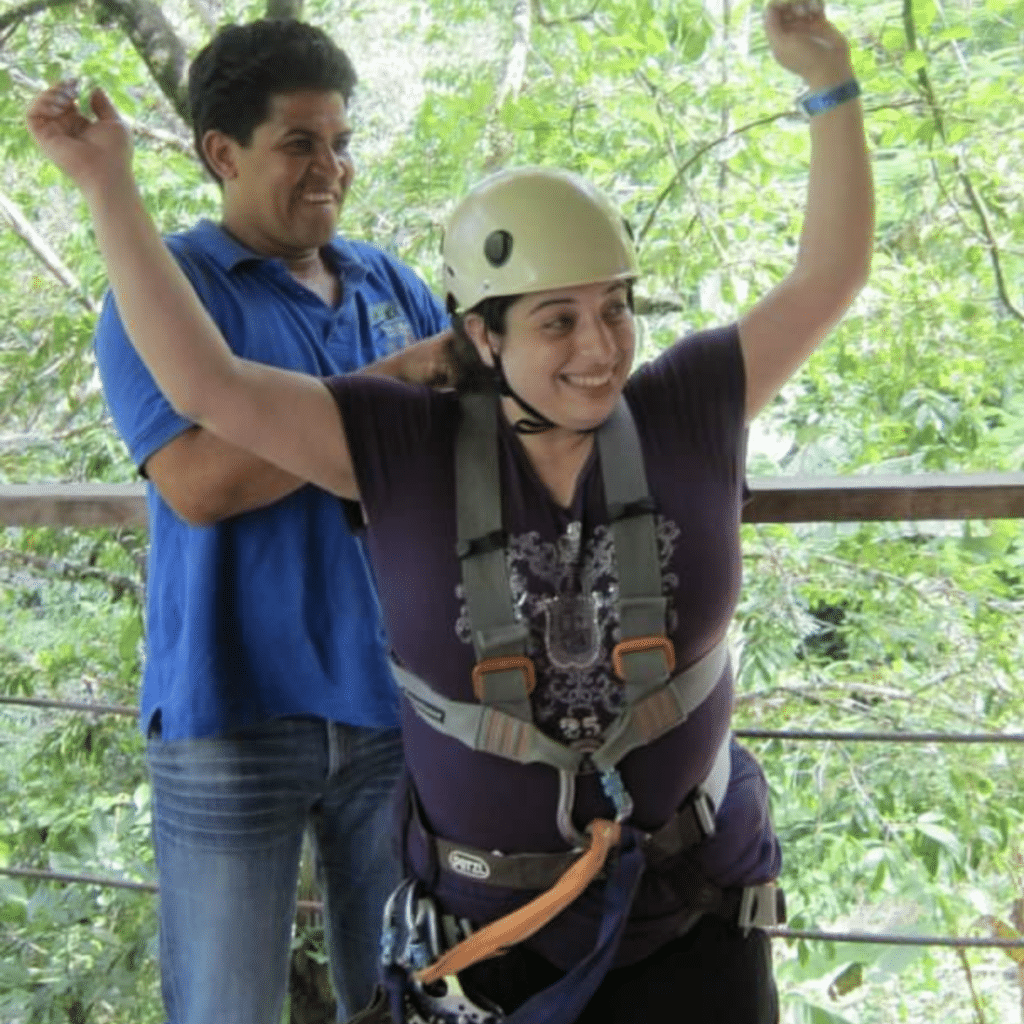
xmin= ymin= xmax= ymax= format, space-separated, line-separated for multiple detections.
xmin=799 ymin=79 xmax=861 ymax=117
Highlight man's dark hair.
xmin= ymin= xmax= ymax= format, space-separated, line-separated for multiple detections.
xmin=188 ymin=19 xmax=358 ymax=181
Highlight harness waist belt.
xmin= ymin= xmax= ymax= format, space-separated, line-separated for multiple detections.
xmin=420 ymin=734 xmax=732 ymax=891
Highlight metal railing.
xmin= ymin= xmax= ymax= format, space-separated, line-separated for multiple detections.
xmin=3 ymin=474 xmax=1024 ymax=954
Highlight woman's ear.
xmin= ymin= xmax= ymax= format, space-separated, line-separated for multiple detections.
xmin=462 ymin=313 xmax=497 ymax=368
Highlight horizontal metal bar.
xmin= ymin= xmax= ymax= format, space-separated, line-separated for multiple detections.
xmin=736 ymin=729 xmax=1024 ymax=744
xmin=767 ymin=927 xmax=1024 ymax=949
xmin=3 ymin=695 xmax=1022 ymax=746
xmin=4 ymin=866 xmax=1020 ymax=951
xmin=3 ymin=474 xmax=1024 ymax=527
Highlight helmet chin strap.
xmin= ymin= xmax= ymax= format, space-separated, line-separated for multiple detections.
xmin=493 ymin=354 xmax=558 ymax=434
xmin=493 ymin=354 xmax=603 ymax=437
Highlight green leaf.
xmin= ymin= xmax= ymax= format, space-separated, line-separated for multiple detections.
xmin=828 ymin=961 xmax=864 ymax=997
xmin=903 ymin=52 xmax=928 ymax=74
xmin=915 ymin=820 xmax=964 ymax=861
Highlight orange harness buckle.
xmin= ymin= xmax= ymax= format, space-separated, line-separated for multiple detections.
xmin=471 ymin=656 xmax=537 ymax=701
xmin=611 ymin=636 xmax=676 ymax=680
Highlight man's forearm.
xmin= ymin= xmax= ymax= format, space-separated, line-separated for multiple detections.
xmin=146 ymin=427 xmax=306 ymax=526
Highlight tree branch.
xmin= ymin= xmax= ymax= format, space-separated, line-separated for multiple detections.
xmin=633 ymin=295 xmax=687 ymax=316
xmin=902 ymin=0 xmax=1024 ymax=324
xmin=956 ymin=162 xmax=1024 ymax=323
xmin=494 ymin=0 xmax=532 ymax=110
xmin=955 ymin=948 xmax=987 ymax=1024
xmin=0 ymin=0 xmax=74 ymax=43
xmin=184 ymin=0 xmax=217 ymax=34
xmin=635 ymin=98 xmax=917 ymax=247
xmin=531 ymin=0 xmax=599 ymax=28
xmin=0 ymin=189 xmax=97 ymax=314
xmin=635 ymin=109 xmax=790 ymax=246
xmin=483 ymin=0 xmax=533 ymax=170
xmin=3 ymin=62 xmax=195 ymax=157
xmin=92 ymin=0 xmax=190 ymax=123
xmin=0 ymin=548 xmax=144 ymax=604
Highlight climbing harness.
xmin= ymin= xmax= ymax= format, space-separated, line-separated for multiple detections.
xmin=377 ymin=394 xmax=784 ymax=1024
xmin=393 ymin=393 xmax=731 ymax=845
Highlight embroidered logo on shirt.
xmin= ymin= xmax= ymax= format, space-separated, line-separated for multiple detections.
xmin=369 ymin=301 xmax=413 ymax=353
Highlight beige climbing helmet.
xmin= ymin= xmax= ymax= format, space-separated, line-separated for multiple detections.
xmin=442 ymin=167 xmax=640 ymax=313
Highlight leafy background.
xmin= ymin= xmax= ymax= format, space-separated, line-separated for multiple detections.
xmin=0 ymin=0 xmax=1022 ymax=1021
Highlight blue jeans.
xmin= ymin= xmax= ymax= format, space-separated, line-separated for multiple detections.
xmin=146 ymin=717 xmax=403 ymax=1023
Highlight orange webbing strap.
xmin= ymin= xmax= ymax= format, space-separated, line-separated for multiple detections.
xmin=412 ymin=819 xmax=622 ymax=986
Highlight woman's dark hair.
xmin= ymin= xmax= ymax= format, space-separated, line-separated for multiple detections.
xmin=444 ymin=293 xmax=520 ymax=393
xmin=444 ymin=285 xmax=636 ymax=393
xmin=188 ymin=19 xmax=358 ymax=181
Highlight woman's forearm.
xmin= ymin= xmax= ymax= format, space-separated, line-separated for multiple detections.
xmin=796 ymin=90 xmax=874 ymax=301
xmin=85 ymin=174 xmax=239 ymax=425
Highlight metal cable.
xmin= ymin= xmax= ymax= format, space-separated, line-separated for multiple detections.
xmin=3 ymin=694 xmax=1023 ymax=745
xmin=0 ymin=694 xmax=136 ymax=717
xmin=3 ymin=865 xmax=1022 ymax=950
xmin=1 ymin=865 xmax=156 ymax=893
xmin=0 ymin=866 xmax=320 ymax=913
xmin=767 ymin=927 xmax=1024 ymax=949
xmin=736 ymin=728 xmax=1024 ymax=744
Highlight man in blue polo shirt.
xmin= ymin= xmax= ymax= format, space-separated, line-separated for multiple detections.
xmin=93 ymin=19 xmax=449 ymax=1024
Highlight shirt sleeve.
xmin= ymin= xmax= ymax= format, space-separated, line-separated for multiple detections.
xmin=324 ymin=372 xmax=455 ymax=522
xmin=626 ymin=323 xmax=748 ymax=491
xmin=93 ymin=289 xmax=194 ymax=473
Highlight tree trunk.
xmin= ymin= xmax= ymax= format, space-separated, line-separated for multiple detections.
xmin=267 ymin=0 xmax=305 ymax=18
xmin=92 ymin=0 xmax=190 ymax=121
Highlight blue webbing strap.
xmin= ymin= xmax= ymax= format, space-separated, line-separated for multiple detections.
xmin=505 ymin=825 xmax=646 ymax=1024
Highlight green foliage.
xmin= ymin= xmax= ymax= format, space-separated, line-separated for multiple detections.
xmin=1 ymin=0 xmax=1023 ymax=1020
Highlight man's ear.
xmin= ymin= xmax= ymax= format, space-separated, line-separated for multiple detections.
xmin=462 ymin=313 xmax=498 ymax=368
xmin=201 ymin=129 xmax=239 ymax=182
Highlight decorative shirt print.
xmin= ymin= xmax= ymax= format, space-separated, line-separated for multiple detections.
xmin=455 ymin=515 xmax=681 ymax=749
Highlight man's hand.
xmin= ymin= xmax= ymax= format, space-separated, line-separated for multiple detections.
xmin=26 ymin=81 xmax=134 ymax=200
xmin=764 ymin=0 xmax=855 ymax=91
xmin=358 ymin=329 xmax=456 ymax=389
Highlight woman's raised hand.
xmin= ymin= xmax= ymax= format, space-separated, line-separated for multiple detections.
xmin=26 ymin=82 xmax=133 ymax=201
xmin=764 ymin=0 xmax=855 ymax=90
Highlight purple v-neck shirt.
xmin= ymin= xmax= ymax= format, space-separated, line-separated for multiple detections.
xmin=328 ymin=324 xmax=780 ymax=966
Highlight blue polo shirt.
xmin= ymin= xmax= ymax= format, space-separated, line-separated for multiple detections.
xmin=94 ymin=220 xmax=448 ymax=740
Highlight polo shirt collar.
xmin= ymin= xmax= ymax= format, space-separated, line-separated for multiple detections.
xmin=189 ymin=219 xmax=369 ymax=285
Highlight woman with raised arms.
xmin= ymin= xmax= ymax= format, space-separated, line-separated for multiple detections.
xmin=28 ymin=3 xmax=870 ymax=1020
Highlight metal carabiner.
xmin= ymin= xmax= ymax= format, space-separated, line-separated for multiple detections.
xmin=599 ymin=766 xmax=635 ymax=823
xmin=400 ymin=881 xmax=432 ymax=971
xmin=380 ymin=878 xmax=415 ymax=967
xmin=412 ymin=971 xmax=504 ymax=1023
